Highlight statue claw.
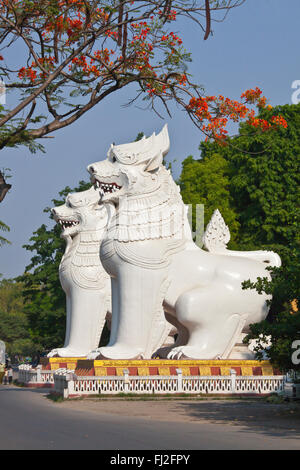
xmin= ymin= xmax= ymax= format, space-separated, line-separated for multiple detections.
xmin=167 ymin=350 xmax=176 ymax=360
xmin=86 ymin=349 xmax=102 ymax=360
xmin=167 ymin=346 xmax=193 ymax=360
xmin=47 ymin=349 xmax=59 ymax=358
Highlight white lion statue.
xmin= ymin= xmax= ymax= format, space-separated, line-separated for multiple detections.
xmin=87 ymin=125 xmax=281 ymax=360
xmin=47 ymin=186 xmax=111 ymax=358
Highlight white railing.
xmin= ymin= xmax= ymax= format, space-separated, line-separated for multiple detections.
xmin=127 ymin=376 xmax=179 ymax=394
xmin=52 ymin=369 xmax=285 ymax=398
xmin=182 ymin=376 xmax=232 ymax=394
xmin=234 ymin=376 xmax=284 ymax=394
xmin=18 ymin=364 xmax=35 ymax=383
xmin=17 ymin=364 xmax=58 ymax=385
xmin=53 ymin=370 xmax=76 ymax=398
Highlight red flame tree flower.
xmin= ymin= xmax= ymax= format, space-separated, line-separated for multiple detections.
xmin=0 ymin=1 xmax=287 ymax=157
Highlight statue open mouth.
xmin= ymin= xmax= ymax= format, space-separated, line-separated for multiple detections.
xmin=57 ymin=218 xmax=80 ymax=231
xmin=94 ymin=180 xmax=122 ymax=194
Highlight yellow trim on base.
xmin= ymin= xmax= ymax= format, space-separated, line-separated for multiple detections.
xmin=48 ymin=357 xmax=271 ymax=367
xmin=94 ymin=367 xmax=107 ymax=376
xmin=158 ymin=367 xmax=170 ymax=376
xmin=199 ymin=366 xmax=211 ymax=376
xmin=93 ymin=359 xmax=271 ymax=367
xmin=48 ymin=357 xmax=87 ymax=363
xmin=262 ymin=365 xmax=274 ymax=376
xmin=241 ymin=366 xmax=254 ymax=376
xmin=220 ymin=367 xmax=231 ymax=376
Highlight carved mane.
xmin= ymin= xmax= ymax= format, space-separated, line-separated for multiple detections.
xmin=106 ymin=167 xmax=186 ymax=243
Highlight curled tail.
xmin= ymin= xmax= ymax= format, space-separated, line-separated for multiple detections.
xmin=224 ymin=248 xmax=281 ymax=267
xmin=203 ymin=209 xmax=281 ymax=267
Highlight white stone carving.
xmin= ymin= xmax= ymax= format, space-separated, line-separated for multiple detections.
xmin=203 ymin=208 xmax=231 ymax=252
xmin=87 ymin=125 xmax=281 ymax=360
xmin=47 ymin=187 xmax=111 ymax=358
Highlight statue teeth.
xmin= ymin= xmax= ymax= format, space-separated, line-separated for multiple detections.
xmin=58 ymin=219 xmax=79 ymax=229
xmin=97 ymin=181 xmax=121 ymax=194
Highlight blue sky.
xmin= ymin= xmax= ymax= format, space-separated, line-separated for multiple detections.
xmin=1 ymin=0 xmax=299 ymax=278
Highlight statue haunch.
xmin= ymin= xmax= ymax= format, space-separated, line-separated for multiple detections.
xmin=47 ymin=187 xmax=111 ymax=358
xmin=87 ymin=125 xmax=281 ymax=360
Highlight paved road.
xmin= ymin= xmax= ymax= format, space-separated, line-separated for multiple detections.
xmin=0 ymin=385 xmax=299 ymax=450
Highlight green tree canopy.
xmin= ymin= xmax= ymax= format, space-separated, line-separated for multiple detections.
xmin=180 ymin=103 xmax=300 ymax=256
xmin=200 ymin=103 xmax=300 ymax=254
xmin=0 ymin=278 xmax=36 ymax=358
xmin=179 ymin=153 xmax=240 ymax=247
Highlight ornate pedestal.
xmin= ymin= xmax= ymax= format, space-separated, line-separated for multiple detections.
xmin=41 ymin=357 xmax=280 ymax=377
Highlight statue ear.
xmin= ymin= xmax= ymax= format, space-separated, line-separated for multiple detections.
xmin=143 ymin=151 xmax=163 ymax=172
xmin=143 ymin=124 xmax=170 ymax=172
xmin=144 ymin=124 xmax=170 ymax=171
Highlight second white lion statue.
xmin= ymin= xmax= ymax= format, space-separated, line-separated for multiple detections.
xmin=47 ymin=186 xmax=111 ymax=358
xmin=87 ymin=125 xmax=281 ymax=360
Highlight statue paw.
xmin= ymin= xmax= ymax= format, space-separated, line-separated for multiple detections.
xmin=87 ymin=349 xmax=102 ymax=360
xmin=96 ymin=346 xmax=144 ymax=360
xmin=47 ymin=349 xmax=59 ymax=358
xmin=167 ymin=346 xmax=200 ymax=360
xmin=47 ymin=347 xmax=86 ymax=358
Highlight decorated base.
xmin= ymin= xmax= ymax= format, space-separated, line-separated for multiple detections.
xmin=40 ymin=357 xmax=281 ymax=377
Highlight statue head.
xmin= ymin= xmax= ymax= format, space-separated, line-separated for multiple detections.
xmin=87 ymin=125 xmax=170 ymax=204
xmin=51 ymin=186 xmax=107 ymax=241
